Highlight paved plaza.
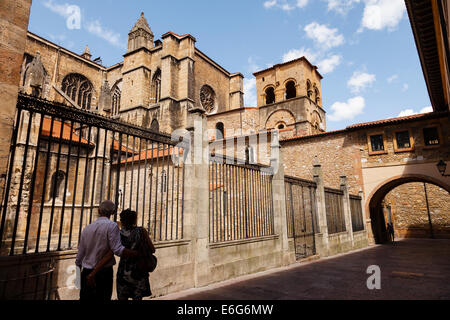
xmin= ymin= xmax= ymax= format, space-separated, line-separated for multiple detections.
xmin=157 ymin=239 xmax=450 ymax=300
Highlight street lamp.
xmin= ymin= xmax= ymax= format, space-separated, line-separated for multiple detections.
xmin=436 ymin=160 xmax=450 ymax=177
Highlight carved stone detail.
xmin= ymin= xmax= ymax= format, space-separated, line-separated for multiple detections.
xmin=200 ymin=85 xmax=216 ymax=114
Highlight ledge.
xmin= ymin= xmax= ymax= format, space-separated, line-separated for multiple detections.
xmin=155 ymin=239 xmax=191 ymax=249
xmin=208 ymin=235 xmax=279 ymax=249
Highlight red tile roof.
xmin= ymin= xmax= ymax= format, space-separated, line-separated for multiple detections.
xmin=42 ymin=118 xmax=92 ymax=145
xmin=111 ymin=140 xmax=136 ymax=154
xmin=346 ymin=112 xmax=435 ymax=129
xmin=210 ymin=183 xmax=224 ymax=191
xmin=120 ymin=146 xmax=183 ymax=164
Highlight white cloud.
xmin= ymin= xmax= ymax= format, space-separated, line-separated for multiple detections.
xmin=347 ymin=71 xmax=376 ymax=93
xmin=85 ymin=20 xmax=125 ymax=49
xmin=304 ymin=22 xmax=345 ymax=50
xmin=244 ymin=78 xmax=257 ymax=107
xmin=317 ymin=55 xmax=342 ymax=74
xmin=326 ymin=0 xmax=361 ymax=15
xmin=360 ymin=0 xmax=406 ymax=32
xmin=296 ymin=0 xmax=309 ymax=8
xmin=402 ymin=83 xmax=409 ymax=92
xmin=328 ymin=96 xmax=365 ymax=121
xmin=282 ymin=47 xmax=319 ymax=63
xmin=43 ymin=0 xmax=72 ymax=18
xmin=264 ymin=0 xmax=278 ymax=9
xmin=282 ymin=48 xmax=342 ymax=74
xmin=387 ymin=74 xmax=398 ymax=83
xmin=398 ymin=106 xmax=433 ymax=117
xmin=263 ymin=0 xmax=308 ymax=11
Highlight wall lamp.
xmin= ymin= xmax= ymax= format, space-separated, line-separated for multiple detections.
xmin=436 ymin=160 xmax=450 ymax=177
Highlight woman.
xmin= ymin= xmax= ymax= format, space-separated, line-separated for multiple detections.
xmin=87 ymin=209 xmax=156 ymax=300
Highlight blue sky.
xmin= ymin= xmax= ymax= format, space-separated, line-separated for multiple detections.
xmin=28 ymin=0 xmax=432 ymax=131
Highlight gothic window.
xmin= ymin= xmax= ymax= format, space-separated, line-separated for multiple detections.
xmin=285 ymin=81 xmax=296 ymax=100
xmin=61 ymin=73 xmax=94 ymax=110
xmin=151 ymin=69 xmax=161 ymax=104
xmin=245 ymin=146 xmax=255 ymax=164
xmin=216 ymin=122 xmax=224 ymax=140
xmin=200 ymin=85 xmax=216 ymax=113
xmin=151 ymin=119 xmax=159 ymax=132
xmin=265 ymin=87 xmax=275 ymax=105
xmin=111 ymin=84 xmax=121 ymax=116
xmin=50 ymin=170 xmax=66 ymax=200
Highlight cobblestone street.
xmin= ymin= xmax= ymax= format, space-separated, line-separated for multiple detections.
xmin=157 ymin=239 xmax=450 ymax=300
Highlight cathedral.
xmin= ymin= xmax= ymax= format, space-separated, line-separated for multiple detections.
xmin=20 ymin=13 xmax=325 ymax=142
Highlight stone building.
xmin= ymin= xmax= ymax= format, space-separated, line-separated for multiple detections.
xmin=0 ymin=0 xmax=449 ymax=299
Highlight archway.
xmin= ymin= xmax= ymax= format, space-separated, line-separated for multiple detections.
xmin=367 ymin=174 xmax=450 ymax=244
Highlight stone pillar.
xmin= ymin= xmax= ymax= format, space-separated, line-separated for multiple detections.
xmin=340 ymin=175 xmax=354 ymax=246
xmin=313 ymin=160 xmax=329 ymax=257
xmin=183 ymin=110 xmax=210 ymax=287
xmin=0 ymin=0 xmax=33 ymax=199
xmin=270 ymin=132 xmax=295 ymax=265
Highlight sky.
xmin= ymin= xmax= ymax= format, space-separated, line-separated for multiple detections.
xmin=28 ymin=0 xmax=432 ymax=131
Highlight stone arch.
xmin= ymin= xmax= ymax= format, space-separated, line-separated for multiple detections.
xmin=284 ymin=79 xmax=297 ymax=100
xmin=265 ymin=109 xmax=296 ymax=130
xmin=264 ymin=85 xmax=276 ymax=105
xmin=215 ymin=122 xmax=225 ymax=139
xmin=367 ymin=173 xmax=450 ymax=244
xmin=311 ymin=110 xmax=323 ymax=132
xmin=150 ymin=119 xmax=160 ymax=132
xmin=306 ymin=80 xmax=313 ymax=99
xmin=61 ymin=73 xmax=95 ymax=110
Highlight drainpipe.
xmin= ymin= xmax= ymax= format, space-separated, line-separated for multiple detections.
xmin=423 ymin=183 xmax=435 ymax=239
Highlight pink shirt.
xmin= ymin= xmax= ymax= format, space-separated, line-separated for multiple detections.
xmin=75 ymin=217 xmax=125 ymax=269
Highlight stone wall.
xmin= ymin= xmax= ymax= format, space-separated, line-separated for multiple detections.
xmin=384 ymin=182 xmax=450 ymax=238
xmin=0 ymin=0 xmax=32 ymax=197
xmin=281 ymin=131 xmax=364 ymax=195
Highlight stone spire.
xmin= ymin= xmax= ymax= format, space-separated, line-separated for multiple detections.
xmin=81 ymin=45 xmax=92 ymax=60
xmin=130 ymin=12 xmax=153 ymax=35
xmin=128 ymin=12 xmax=154 ymax=52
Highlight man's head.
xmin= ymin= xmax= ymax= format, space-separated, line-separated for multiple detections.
xmin=98 ymin=200 xmax=116 ymax=218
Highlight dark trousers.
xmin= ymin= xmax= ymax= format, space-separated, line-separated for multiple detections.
xmin=80 ymin=267 xmax=113 ymax=301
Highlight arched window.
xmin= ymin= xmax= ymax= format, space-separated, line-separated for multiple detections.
xmin=151 ymin=119 xmax=159 ymax=132
xmin=307 ymin=80 xmax=313 ymax=98
xmin=111 ymin=84 xmax=121 ymax=116
xmin=315 ymin=87 xmax=321 ymax=105
xmin=245 ymin=146 xmax=255 ymax=164
xmin=50 ymin=170 xmax=66 ymax=200
xmin=151 ymin=69 xmax=161 ymax=104
xmin=265 ymin=87 xmax=275 ymax=105
xmin=61 ymin=73 xmax=94 ymax=110
xmin=285 ymin=81 xmax=296 ymax=100
xmin=216 ymin=122 xmax=224 ymax=140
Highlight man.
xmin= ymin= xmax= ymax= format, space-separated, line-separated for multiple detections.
xmin=75 ymin=200 xmax=137 ymax=300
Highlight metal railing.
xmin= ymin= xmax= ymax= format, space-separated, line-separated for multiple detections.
xmin=324 ymin=187 xmax=346 ymax=234
xmin=0 ymin=94 xmax=185 ymax=256
xmin=209 ymin=155 xmax=274 ymax=243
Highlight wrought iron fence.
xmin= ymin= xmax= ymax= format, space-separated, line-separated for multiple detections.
xmin=285 ymin=176 xmax=317 ymax=259
xmin=350 ymin=195 xmax=364 ymax=232
xmin=324 ymin=187 xmax=346 ymax=234
xmin=0 ymin=94 xmax=185 ymax=256
xmin=209 ymin=155 xmax=274 ymax=243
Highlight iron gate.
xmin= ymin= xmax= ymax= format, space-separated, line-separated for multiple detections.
xmin=285 ymin=176 xmax=317 ymax=259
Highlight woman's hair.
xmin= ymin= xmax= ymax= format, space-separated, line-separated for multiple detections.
xmin=120 ymin=209 xmax=137 ymax=230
